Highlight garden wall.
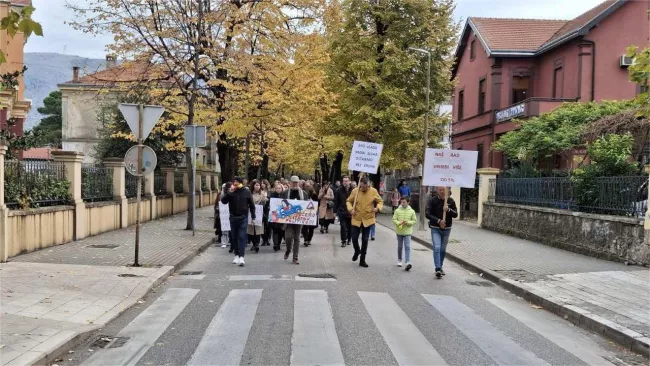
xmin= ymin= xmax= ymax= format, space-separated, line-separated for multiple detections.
xmin=6 ymin=207 xmax=75 ymax=258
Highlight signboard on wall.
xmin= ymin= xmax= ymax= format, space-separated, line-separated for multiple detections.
xmin=495 ymin=103 xmax=525 ymax=123
xmin=423 ymin=149 xmax=478 ymax=188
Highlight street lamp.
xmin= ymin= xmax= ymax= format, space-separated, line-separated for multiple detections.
xmin=409 ymin=47 xmax=431 ymax=231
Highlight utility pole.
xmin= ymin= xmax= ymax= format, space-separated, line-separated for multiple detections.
xmin=409 ymin=47 xmax=431 ymax=231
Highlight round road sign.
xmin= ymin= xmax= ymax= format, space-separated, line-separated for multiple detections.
xmin=125 ymin=145 xmax=157 ymax=176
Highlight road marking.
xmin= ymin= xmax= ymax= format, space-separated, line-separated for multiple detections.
xmin=228 ymin=275 xmax=292 ymax=281
xmin=487 ymin=298 xmax=616 ymax=366
xmin=358 ymin=291 xmax=447 ymax=366
xmin=175 ymin=275 xmax=206 ymax=280
xmin=82 ymin=287 xmax=198 ymax=366
xmin=187 ymin=289 xmax=262 ymax=366
xmin=295 ymin=276 xmax=337 ymax=282
xmin=291 ymin=290 xmax=344 ymax=366
xmin=423 ymin=294 xmax=550 ymax=366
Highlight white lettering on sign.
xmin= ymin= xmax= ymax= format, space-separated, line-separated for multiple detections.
xmin=496 ymin=103 xmax=525 ymax=123
xmin=348 ymin=140 xmax=384 ymax=174
xmin=423 ymin=148 xmax=478 ymax=188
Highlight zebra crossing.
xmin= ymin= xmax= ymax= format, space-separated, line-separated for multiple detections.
xmin=81 ymin=286 xmax=621 ymax=366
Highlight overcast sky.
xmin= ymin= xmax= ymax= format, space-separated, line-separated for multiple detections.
xmin=25 ymin=0 xmax=607 ymax=59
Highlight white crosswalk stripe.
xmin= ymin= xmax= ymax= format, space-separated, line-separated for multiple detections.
xmin=487 ymin=298 xmax=616 ymax=366
xmin=187 ymin=289 xmax=263 ymax=366
xmin=84 ymin=287 xmax=625 ymax=366
xmin=291 ymin=290 xmax=345 ymax=366
xmin=423 ymin=294 xmax=551 ymax=366
xmin=358 ymin=291 xmax=448 ymax=366
xmin=81 ymin=288 xmax=199 ymax=366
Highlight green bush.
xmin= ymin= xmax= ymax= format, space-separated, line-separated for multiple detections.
xmin=4 ymin=168 xmax=71 ymax=209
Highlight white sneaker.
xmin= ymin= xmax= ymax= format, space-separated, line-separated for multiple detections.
xmin=397 ymin=261 xmax=402 ymax=267
xmin=233 ymin=256 xmax=240 ymax=264
xmin=239 ymin=257 xmax=245 ymax=267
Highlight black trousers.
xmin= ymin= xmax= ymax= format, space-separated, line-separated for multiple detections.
xmin=302 ymin=225 xmax=315 ymax=243
xmin=262 ymin=221 xmax=271 ymax=244
xmin=272 ymin=227 xmax=284 ymax=248
xmin=338 ymin=214 xmax=352 ymax=244
xmin=351 ymin=224 xmax=371 ymax=255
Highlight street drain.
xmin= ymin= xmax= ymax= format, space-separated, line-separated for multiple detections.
xmin=297 ymin=273 xmax=336 ymax=279
xmin=179 ymin=271 xmax=203 ymax=275
xmin=88 ymin=244 xmax=120 ymax=249
xmin=465 ymin=280 xmax=494 ymax=287
xmin=91 ymin=336 xmax=130 ymax=349
xmin=117 ymin=273 xmax=144 ymax=278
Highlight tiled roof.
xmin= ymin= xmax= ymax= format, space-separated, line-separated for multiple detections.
xmin=543 ymin=0 xmax=618 ymax=45
xmin=65 ymin=61 xmax=172 ymax=87
xmin=470 ymin=18 xmax=566 ymax=52
xmin=23 ymin=147 xmax=56 ymax=160
xmin=10 ymin=0 xmax=32 ymax=5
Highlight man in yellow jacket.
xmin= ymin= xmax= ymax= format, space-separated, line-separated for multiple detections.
xmin=346 ymin=177 xmax=383 ymax=267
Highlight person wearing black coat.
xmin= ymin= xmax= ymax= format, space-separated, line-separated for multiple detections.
xmin=425 ymin=186 xmax=458 ymax=279
xmin=333 ymin=175 xmax=353 ymax=247
xmin=221 ymin=177 xmax=256 ymax=267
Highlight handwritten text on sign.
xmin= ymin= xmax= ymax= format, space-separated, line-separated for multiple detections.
xmin=423 ymin=148 xmax=478 ymax=188
xmin=219 ymin=202 xmax=231 ymax=231
xmin=348 ymin=141 xmax=383 ymax=174
xmin=268 ymin=198 xmax=318 ymax=226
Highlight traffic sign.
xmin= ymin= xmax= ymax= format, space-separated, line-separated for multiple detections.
xmin=118 ymin=103 xmax=165 ymax=141
xmin=125 ymin=145 xmax=157 ymax=176
xmin=185 ymin=125 xmax=207 ymax=147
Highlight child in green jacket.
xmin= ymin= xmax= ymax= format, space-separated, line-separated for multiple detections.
xmin=392 ymin=197 xmax=417 ymax=271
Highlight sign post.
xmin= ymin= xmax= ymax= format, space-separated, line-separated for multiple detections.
xmin=118 ymin=103 xmax=165 ymax=267
xmin=184 ymin=125 xmax=207 ymax=236
xmin=422 ymin=148 xmax=479 ymax=224
xmin=347 ymin=140 xmax=383 ymax=210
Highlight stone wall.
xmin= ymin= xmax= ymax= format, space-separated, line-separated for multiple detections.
xmin=482 ymin=202 xmax=649 ymax=266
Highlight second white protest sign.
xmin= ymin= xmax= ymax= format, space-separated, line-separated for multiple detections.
xmin=348 ymin=140 xmax=383 ymax=174
xmin=423 ymin=148 xmax=478 ymax=188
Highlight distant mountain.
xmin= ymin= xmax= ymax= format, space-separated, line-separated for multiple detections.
xmin=24 ymin=53 xmax=106 ymax=130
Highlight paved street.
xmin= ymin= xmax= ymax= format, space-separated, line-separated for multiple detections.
xmin=60 ymin=222 xmax=646 ymax=366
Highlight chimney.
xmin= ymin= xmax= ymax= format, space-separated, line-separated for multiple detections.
xmin=106 ymin=55 xmax=117 ymax=68
xmin=72 ymin=66 xmax=80 ymax=83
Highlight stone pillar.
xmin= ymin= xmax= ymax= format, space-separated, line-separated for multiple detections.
xmin=161 ymin=167 xmax=176 ymax=214
xmin=450 ymin=186 xmax=462 ymax=220
xmin=0 ymin=144 xmax=9 ymax=262
xmin=104 ymin=158 xmax=128 ymax=228
xmin=179 ymin=167 xmax=189 ymax=193
xmin=477 ymin=168 xmax=500 ymax=227
xmin=52 ymin=151 xmax=86 ymax=240
xmin=144 ymin=173 xmax=156 ymax=220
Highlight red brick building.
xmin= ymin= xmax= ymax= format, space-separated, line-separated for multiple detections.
xmin=451 ymin=0 xmax=649 ymax=170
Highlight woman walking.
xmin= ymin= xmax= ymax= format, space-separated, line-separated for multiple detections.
xmin=318 ymin=181 xmax=335 ymax=234
xmin=247 ymin=180 xmax=268 ymax=253
xmin=425 ymin=186 xmax=458 ymax=279
xmin=261 ymin=179 xmax=271 ymax=246
xmin=213 ymin=185 xmax=223 ymax=246
xmin=269 ymin=183 xmax=285 ymax=252
xmin=301 ymin=182 xmax=318 ymax=246
xmin=391 ymin=188 xmax=400 ymax=213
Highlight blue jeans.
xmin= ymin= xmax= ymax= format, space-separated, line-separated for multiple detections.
xmin=370 ymin=224 xmax=376 ymax=238
xmin=431 ymin=227 xmax=451 ymax=270
xmin=230 ymin=216 xmax=249 ymax=257
xmin=396 ymin=234 xmax=411 ymax=263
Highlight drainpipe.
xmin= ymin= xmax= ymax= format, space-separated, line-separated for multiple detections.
xmin=582 ymin=40 xmax=596 ymax=101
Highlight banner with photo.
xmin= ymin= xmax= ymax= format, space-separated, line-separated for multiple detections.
xmin=268 ymin=198 xmax=318 ymax=226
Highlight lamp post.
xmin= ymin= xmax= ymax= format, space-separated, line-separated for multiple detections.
xmin=409 ymin=47 xmax=431 ymax=231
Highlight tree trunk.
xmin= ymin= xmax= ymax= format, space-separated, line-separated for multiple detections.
xmin=244 ymin=135 xmax=250 ymax=180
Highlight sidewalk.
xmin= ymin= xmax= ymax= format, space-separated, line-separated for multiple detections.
xmin=1 ymin=207 xmax=215 ymax=366
xmin=376 ymin=214 xmax=650 ymax=357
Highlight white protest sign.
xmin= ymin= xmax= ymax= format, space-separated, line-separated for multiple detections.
xmin=268 ymin=198 xmax=318 ymax=226
xmin=348 ymin=140 xmax=383 ymax=174
xmin=423 ymin=148 xmax=478 ymax=188
xmin=219 ymin=202 xmax=231 ymax=231
xmin=248 ymin=204 xmax=264 ymax=227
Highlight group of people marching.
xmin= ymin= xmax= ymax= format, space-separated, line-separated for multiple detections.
xmin=215 ymin=176 xmax=457 ymax=279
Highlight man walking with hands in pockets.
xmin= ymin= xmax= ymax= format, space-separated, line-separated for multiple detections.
xmin=346 ymin=177 xmax=383 ymax=267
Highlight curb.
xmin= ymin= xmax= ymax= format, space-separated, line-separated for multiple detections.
xmin=376 ymin=220 xmax=650 ymax=358
xmin=30 ymin=239 xmax=214 ymax=366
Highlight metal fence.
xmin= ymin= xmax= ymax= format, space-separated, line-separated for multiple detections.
xmin=174 ymin=172 xmax=184 ymax=194
xmin=490 ymin=176 xmax=648 ymax=218
xmin=125 ymin=174 xmax=145 ymax=198
xmin=154 ymin=171 xmax=166 ymax=195
xmin=4 ymin=160 xmax=70 ymax=209
xmin=82 ymin=164 xmax=114 ymax=202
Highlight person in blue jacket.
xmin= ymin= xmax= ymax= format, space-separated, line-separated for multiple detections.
xmin=398 ymin=180 xmax=411 ymax=198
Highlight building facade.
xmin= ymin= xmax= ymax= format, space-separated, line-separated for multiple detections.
xmin=451 ymin=0 xmax=649 ymax=170
xmin=58 ymin=58 xmax=219 ymax=169
xmin=0 ymin=0 xmax=33 ymax=153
